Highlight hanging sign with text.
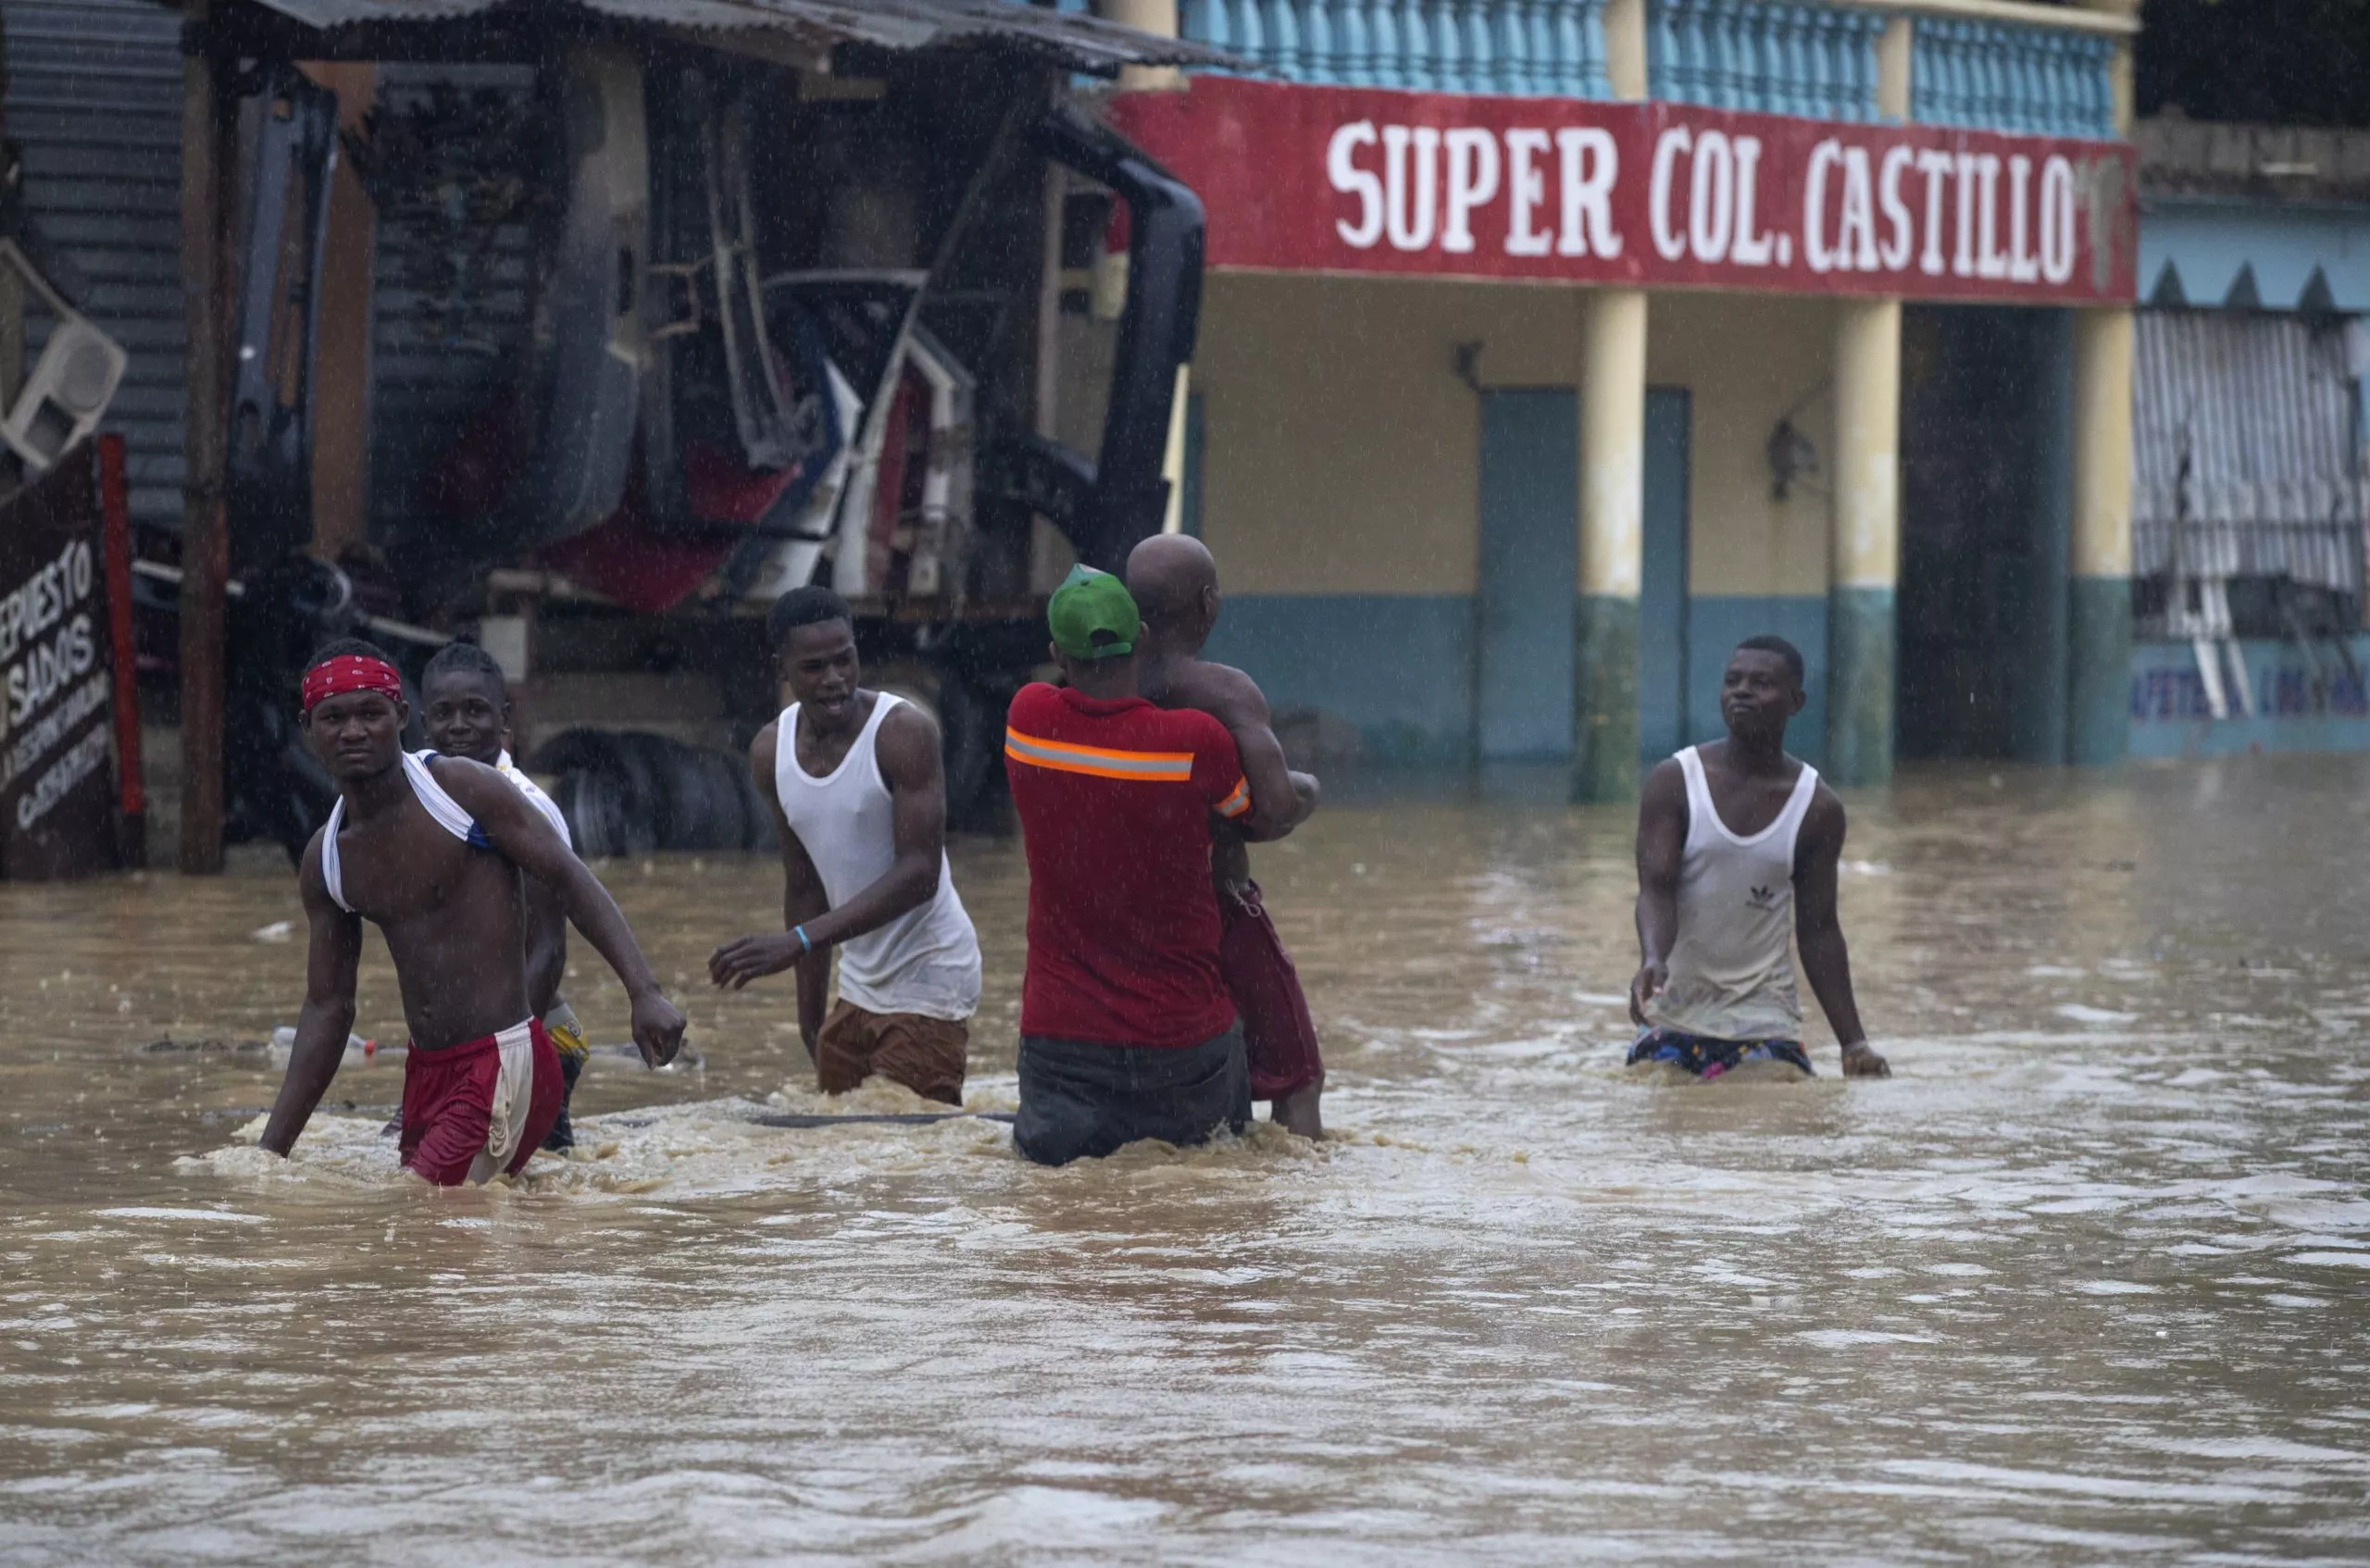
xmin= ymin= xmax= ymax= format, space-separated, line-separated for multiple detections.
xmin=1106 ymin=78 xmax=2136 ymax=304
xmin=0 ymin=442 xmax=118 ymax=881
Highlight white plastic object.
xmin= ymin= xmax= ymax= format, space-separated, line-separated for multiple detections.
xmin=0 ymin=240 xmax=127 ymax=472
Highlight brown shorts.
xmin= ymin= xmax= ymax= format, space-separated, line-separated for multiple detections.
xmin=815 ymin=1002 xmax=968 ymax=1104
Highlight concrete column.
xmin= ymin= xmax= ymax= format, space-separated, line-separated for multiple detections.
xmin=1578 ymin=288 xmax=1646 ymax=803
xmin=1876 ymin=17 xmax=1912 ymax=120
xmin=1827 ymin=297 xmax=1901 ymax=788
xmin=2068 ymin=306 xmax=2134 ymax=765
xmin=1602 ymin=0 xmax=1648 ymax=100
xmin=1095 ymin=0 xmax=1183 ymax=91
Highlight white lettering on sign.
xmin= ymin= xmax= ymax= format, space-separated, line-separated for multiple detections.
xmin=1731 ymin=136 xmax=1774 ymax=267
xmin=0 ymin=537 xmax=94 ymax=666
xmin=1328 ymin=120 xmax=1383 ymax=247
xmin=1383 ymin=124 xmax=1441 ymax=250
xmin=1302 ymin=104 xmax=2111 ymax=297
xmin=1878 ymin=146 xmax=1915 ymax=271
xmin=1 ymin=667 xmax=106 ymax=789
xmin=1845 ymin=146 xmax=1882 ymax=271
xmin=1689 ymin=129 xmax=1734 ymax=264
xmin=2039 ymin=156 xmax=2076 ymax=283
xmin=1803 ymin=139 xmax=1840 ymax=274
xmin=1915 ymin=149 xmax=1952 ymax=275
xmin=1953 ymin=152 xmax=1978 ymax=277
xmin=1554 ymin=127 xmax=1620 ymax=258
xmin=1441 ymin=127 xmax=1499 ymax=253
xmin=1505 ymin=128 xmax=1553 ymax=256
xmin=1331 ymin=120 xmax=1622 ymax=259
xmin=1651 ymin=126 xmax=1795 ymax=271
xmin=5 ymin=610 xmax=96 ymax=728
xmin=2007 ymin=156 xmax=2039 ymax=283
xmin=1650 ymin=126 xmax=1690 ymax=262
xmin=17 ymin=719 xmax=107 ymax=830
xmin=1975 ymin=154 xmax=2007 ymax=280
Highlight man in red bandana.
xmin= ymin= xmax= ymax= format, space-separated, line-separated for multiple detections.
xmin=259 ymin=639 xmax=687 ymax=1185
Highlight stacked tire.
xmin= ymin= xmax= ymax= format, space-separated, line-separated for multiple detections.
xmin=530 ymin=730 xmax=778 ymax=857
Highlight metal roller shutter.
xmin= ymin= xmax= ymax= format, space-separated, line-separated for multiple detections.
xmin=2133 ymin=311 xmax=2365 ymax=596
xmin=1 ymin=0 xmax=186 ymax=535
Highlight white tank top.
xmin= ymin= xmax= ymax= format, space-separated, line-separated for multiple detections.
xmin=1647 ymin=745 xmax=1820 ymax=1042
xmin=495 ymin=749 xmax=570 ymax=846
xmin=320 ymin=751 xmax=485 ymax=915
xmin=774 ymin=693 xmax=981 ymax=1021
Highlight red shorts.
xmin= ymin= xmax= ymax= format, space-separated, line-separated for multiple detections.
xmin=1219 ymin=880 xmax=1324 ymax=1101
xmin=397 ymin=1018 xmax=564 ymax=1187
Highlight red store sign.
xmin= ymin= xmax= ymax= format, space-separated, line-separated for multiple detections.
xmin=1106 ymin=78 xmax=2137 ymax=304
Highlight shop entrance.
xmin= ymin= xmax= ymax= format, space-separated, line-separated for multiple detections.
xmin=1476 ymin=388 xmax=1578 ymax=761
xmin=1898 ymin=305 xmax=2073 ymax=762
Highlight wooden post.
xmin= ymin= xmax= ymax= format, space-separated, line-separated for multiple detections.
xmin=178 ymin=2 xmax=231 ymax=874
xmin=304 ymin=61 xmax=376 ymax=560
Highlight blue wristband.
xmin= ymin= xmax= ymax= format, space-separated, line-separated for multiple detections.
xmin=793 ymin=925 xmax=811 ymax=955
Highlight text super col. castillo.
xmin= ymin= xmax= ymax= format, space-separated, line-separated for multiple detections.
xmin=1107 ymin=81 xmax=2136 ymax=305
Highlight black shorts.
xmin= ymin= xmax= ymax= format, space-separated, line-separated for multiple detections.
xmin=1013 ymin=1025 xmax=1251 ymax=1167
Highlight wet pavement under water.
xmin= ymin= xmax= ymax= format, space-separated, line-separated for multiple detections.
xmin=2 ymin=756 xmax=2367 ymax=1564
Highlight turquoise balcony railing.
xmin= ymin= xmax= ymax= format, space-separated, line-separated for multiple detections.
xmin=1135 ymin=0 xmax=2125 ymax=143
xmin=1176 ymin=0 xmax=1613 ymax=98
xmin=1913 ymin=19 xmax=2115 ymax=140
xmin=1647 ymin=0 xmax=1883 ymax=121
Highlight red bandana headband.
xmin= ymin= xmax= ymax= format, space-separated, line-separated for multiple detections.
xmin=301 ymin=654 xmax=405 ymax=715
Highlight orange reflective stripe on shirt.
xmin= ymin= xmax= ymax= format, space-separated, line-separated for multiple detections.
xmin=1004 ymin=727 xmax=1195 ymax=783
xmin=1215 ymin=777 xmax=1251 ymax=818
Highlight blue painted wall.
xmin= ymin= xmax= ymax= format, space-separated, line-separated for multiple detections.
xmin=1638 ymin=390 xmax=1691 ymax=765
xmin=2142 ymin=200 xmax=2370 ymax=312
xmin=1204 ymin=594 xmax=1477 ymax=765
xmin=2128 ymin=637 xmax=2370 ymax=759
xmin=1207 ymin=591 xmax=1840 ymax=771
xmin=1477 ymin=390 xmax=1578 ymax=761
xmin=1682 ymin=596 xmax=1830 ymax=770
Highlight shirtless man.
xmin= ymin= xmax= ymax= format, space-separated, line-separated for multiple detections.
xmin=260 ymin=641 xmax=686 ymax=1183
xmin=707 ymin=587 xmax=981 ymax=1103
xmin=418 ymin=641 xmax=590 ymax=1150
xmin=1628 ymin=636 xmax=1890 ymax=1079
xmin=1127 ymin=534 xmax=1327 ymax=1136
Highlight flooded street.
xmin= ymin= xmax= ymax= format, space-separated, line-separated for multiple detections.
xmin=3 ymin=756 xmax=2367 ymax=1564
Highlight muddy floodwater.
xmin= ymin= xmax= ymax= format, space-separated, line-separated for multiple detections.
xmin=2 ymin=757 xmax=2368 ymax=1563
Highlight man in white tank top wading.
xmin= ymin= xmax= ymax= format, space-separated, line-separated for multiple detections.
xmin=1628 ymin=637 xmax=1890 ymax=1079
xmin=709 ymin=588 xmax=982 ymax=1104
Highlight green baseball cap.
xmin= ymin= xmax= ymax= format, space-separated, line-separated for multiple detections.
xmin=1048 ymin=565 xmax=1140 ymax=660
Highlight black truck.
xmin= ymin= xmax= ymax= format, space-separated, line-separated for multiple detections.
xmin=191 ymin=1 xmax=1215 ymax=852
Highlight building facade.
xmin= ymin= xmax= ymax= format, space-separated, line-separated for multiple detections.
xmin=2126 ymin=115 xmax=2370 ymax=759
xmin=1095 ymin=0 xmax=2152 ymax=793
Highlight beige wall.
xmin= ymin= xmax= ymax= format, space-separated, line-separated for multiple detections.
xmin=1183 ymin=275 xmax=1835 ymax=601
xmin=1644 ymin=292 xmax=1835 ymax=599
xmin=1194 ymin=272 xmax=1583 ymax=596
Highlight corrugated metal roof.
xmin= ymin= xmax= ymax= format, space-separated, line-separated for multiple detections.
xmin=3 ymin=0 xmax=188 ymax=536
xmin=235 ymin=0 xmax=1238 ymax=74
xmin=2133 ymin=311 xmax=2364 ymax=594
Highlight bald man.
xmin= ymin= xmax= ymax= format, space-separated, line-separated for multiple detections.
xmin=1128 ymin=534 xmax=1327 ymax=1137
